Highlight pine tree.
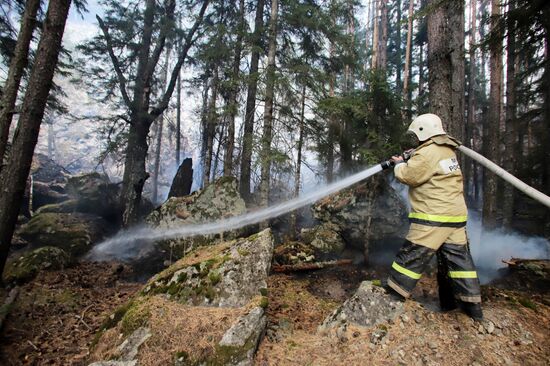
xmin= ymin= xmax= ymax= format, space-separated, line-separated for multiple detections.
xmin=0 ymin=0 xmax=73 ymax=279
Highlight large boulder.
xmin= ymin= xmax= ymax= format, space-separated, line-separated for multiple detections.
xmin=66 ymin=173 xmax=122 ymax=220
xmin=312 ymin=174 xmax=407 ymax=258
xmin=90 ymin=229 xmax=273 ymax=366
xmin=144 ymin=176 xmax=247 ymax=261
xmin=17 ymin=212 xmax=110 ymax=257
xmin=3 ymin=246 xmax=71 ymax=284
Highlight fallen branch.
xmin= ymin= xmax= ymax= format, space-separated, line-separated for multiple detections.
xmin=272 ymin=259 xmax=353 ymax=273
xmin=0 ymin=287 xmax=19 ymax=331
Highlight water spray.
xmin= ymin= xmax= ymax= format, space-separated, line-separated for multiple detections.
xmin=92 ymin=145 xmax=550 ymax=258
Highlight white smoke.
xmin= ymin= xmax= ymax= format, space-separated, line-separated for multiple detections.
xmin=467 ymin=211 xmax=550 ymax=284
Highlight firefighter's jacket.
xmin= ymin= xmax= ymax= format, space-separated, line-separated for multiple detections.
xmin=394 ymin=135 xmax=467 ymax=227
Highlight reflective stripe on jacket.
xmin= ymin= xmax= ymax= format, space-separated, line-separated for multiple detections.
xmin=394 ymin=135 xmax=467 ymax=227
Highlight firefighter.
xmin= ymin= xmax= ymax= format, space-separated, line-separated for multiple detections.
xmin=387 ymin=113 xmax=483 ymax=320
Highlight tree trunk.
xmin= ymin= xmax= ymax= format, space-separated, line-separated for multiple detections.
xmin=239 ymin=0 xmax=265 ymax=201
xmin=224 ymin=0 xmax=245 ymax=177
xmin=402 ymin=0 xmax=414 ymax=119
xmin=326 ymin=39 xmax=336 ymax=183
xmin=378 ymin=0 xmax=388 ymax=71
xmin=344 ymin=2 xmax=355 ymax=91
xmin=395 ymin=0 xmax=403 ymax=91
xmin=418 ymin=42 xmax=425 ymax=109
xmin=0 ymin=0 xmax=41 ymax=165
xmin=0 ymin=0 xmax=72 ymax=279
xmin=259 ymin=0 xmax=278 ymax=208
xmin=47 ymin=119 xmax=56 ymax=160
xmin=502 ymin=1 xmax=517 ymax=228
xmin=482 ymin=0 xmax=502 ymax=229
xmin=371 ymin=0 xmax=380 ymax=69
xmin=290 ymin=83 xmax=307 ymax=236
xmin=152 ymin=46 xmax=171 ymax=203
xmin=101 ymin=0 xmax=208 ymax=226
xmin=176 ymin=68 xmax=181 ymax=166
xmin=427 ymin=0 xmax=464 ymax=141
xmin=465 ymin=0 xmax=477 ymax=205
xmin=120 ymin=0 xmax=157 ymax=226
xmin=203 ymin=69 xmax=219 ymax=187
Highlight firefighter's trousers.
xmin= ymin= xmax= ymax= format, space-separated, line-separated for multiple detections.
xmin=387 ymin=223 xmax=482 ymax=304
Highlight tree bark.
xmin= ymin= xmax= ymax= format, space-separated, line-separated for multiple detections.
xmin=502 ymin=1 xmax=517 ymax=228
xmin=427 ymin=0 xmax=465 ymax=141
xmin=402 ymin=0 xmax=414 ymax=119
xmin=176 ymin=65 xmax=182 ymax=166
xmin=371 ymin=0 xmax=380 ymax=69
xmin=482 ymin=0 xmax=502 ymax=229
xmin=465 ymin=0 xmax=477 ymax=205
xmin=239 ymin=0 xmax=265 ymax=201
xmin=224 ymin=0 xmax=245 ymax=177
xmin=395 ymin=0 xmax=403 ymax=91
xmin=152 ymin=46 xmax=171 ymax=203
xmin=290 ymin=83 xmax=307 ymax=236
xmin=259 ymin=0 xmax=278 ymax=208
xmin=379 ymin=0 xmax=388 ymax=70
xmin=0 ymin=0 xmax=41 ymax=166
xmin=203 ymin=68 xmax=219 ymax=187
xmin=0 ymin=0 xmax=72 ymax=279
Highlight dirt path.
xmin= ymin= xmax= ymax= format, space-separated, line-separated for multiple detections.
xmin=0 ymin=262 xmax=141 ymax=365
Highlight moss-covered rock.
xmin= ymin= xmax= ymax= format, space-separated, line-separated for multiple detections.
xmin=90 ymin=230 xmax=273 ymax=366
xmin=301 ymin=222 xmax=345 ymax=255
xmin=35 ymin=199 xmax=78 ymax=214
xmin=17 ymin=212 xmax=109 ymax=257
xmin=143 ymin=176 xmax=247 ymax=262
xmin=3 ymin=246 xmax=71 ymax=283
xmin=143 ymin=228 xmax=273 ymax=307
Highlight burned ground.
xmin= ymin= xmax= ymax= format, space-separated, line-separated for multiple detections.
xmin=0 ymin=259 xmax=548 ymax=365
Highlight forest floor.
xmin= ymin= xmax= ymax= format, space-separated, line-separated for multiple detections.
xmin=0 ymin=262 xmax=140 ymax=365
xmin=0 ymin=261 xmax=548 ymax=365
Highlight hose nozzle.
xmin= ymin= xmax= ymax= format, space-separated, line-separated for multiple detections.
xmin=380 ymin=160 xmax=395 ymax=170
xmin=380 ymin=149 xmax=415 ymax=170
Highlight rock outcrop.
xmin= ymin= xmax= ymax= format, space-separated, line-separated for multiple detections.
xmin=311 ymin=174 xmax=407 ymax=258
xmin=144 ymin=176 xmax=247 ymax=262
xmin=65 ymin=173 xmax=122 ymax=220
xmin=90 ymin=229 xmax=273 ymax=366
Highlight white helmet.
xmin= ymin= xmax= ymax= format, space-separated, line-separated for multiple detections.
xmin=408 ymin=113 xmax=446 ymax=142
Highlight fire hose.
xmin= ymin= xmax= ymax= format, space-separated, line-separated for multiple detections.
xmin=380 ymin=145 xmax=550 ymax=209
